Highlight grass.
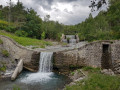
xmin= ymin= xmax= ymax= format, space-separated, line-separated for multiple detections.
xmin=0 ymin=64 xmax=6 ymax=72
xmin=0 ymin=30 xmax=52 ymax=47
xmin=13 ymin=85 xmax=20 ymax=90
xmin=1 ymin=49 xmax=9 ymax=57
xmin=82 ymin=66 xmax=101 ymax=73
xmin=65 ymin=67 xmax=120 ymax=90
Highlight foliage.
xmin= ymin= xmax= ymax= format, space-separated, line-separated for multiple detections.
xmin=1 ymin=49 xmax=9 ymax=57
xmin=65 ymin=73 xmax=120 ymax=90
xmin=0 ymin=0 xmax=120 ymax=42
xmin=15 ymin=30 xmax=28 ymax=37
xmin=41 ymin=32 xmax=46 ymax=40
xmin=65 ymin=67 xmax=120 ymax=90
xmin=0 ymin=31 xmax=52 ymax=47
xmin=0 ymin=64 xmax=6 ymax=72
xmin=22 ymin=8 xmax=42 ymax=39
xmin=0 ymin=20 xmax=16 ymax=32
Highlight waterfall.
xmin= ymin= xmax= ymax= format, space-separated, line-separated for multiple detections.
xmin=39 ymin=52 xmax=53 ymax=72
xmin=20 ymin=52 xmax=54 ymax=83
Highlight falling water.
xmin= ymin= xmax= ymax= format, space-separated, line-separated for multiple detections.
xmin=0 ymin=52 xmax=71 ymax=90
xmin=39 ymin=52 xmax=53 ymax=72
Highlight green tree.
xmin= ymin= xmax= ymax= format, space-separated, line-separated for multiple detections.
xmin=22 ymin=8 xmax=42 ymax=39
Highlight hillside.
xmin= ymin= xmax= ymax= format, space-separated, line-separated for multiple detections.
xmin=0 ymin=31 xmax=52 ymax=48
xmin=0 ymin=0 xmax=120 ymax=42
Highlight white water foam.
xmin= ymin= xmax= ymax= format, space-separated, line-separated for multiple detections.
xmin=20 ymin=52 xmax=54 ymax=84
xmin=20 ymin=72 xmax=54 ymax=84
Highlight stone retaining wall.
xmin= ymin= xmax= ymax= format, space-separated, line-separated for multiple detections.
xmin=54 ymin=40 xmax=120 ymax=73
xmin=0 ymin=35 xmax=40 ymax=71
xmin=0 ymin=35 xmax=120 ymax=74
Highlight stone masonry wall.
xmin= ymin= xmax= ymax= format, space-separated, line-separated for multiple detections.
xmin=0 ymin=35 xmax=40 ymax=71
xmin=111 ymin=41 xmax=120 ymax=74
xmin=54 ymin=41 xmax=120 ymax=73
xmin=1 ymin=35 xmax=120 ymax=73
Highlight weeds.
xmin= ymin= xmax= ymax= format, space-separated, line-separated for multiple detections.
xmin=65 ymin=67 xmax=120 ymax=90
xmin=1 ymin=49 xmax=9 ymax=57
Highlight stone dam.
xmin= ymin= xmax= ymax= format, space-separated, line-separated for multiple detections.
xmin=0 ymin=35 xmax=120 ymax=79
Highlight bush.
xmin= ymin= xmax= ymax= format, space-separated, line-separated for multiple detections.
xmin=41 ymin=32 xmax=46 ymax=40
xmin=0 ymin=20 xmax=16 ymax=33
xmin=15 ymin=30 xmax=28 ymax=37
xmin=1 ymin=49 xmax=9 ymax=57
xmin=78 ymin=33 xmax=86 ymax=41
xmin=57 ymin=33 xmax=62 ymax=41
xmin=0 ymin=20 xmax=9 ymax=30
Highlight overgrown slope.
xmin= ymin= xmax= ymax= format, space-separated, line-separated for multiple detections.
xmin=0 ymin=31 xmax=52 ymax=47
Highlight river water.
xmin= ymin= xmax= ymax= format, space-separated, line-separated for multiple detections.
xmin=0 ymin=71 xmax=71 ymax=90
xmin=0 ymin=52 xmax=71 ymax=90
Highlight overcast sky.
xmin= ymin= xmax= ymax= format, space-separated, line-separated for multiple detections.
xmin=0 ymin=0 xmax=108 ymax=25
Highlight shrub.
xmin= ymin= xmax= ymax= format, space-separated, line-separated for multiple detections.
xmin=0 ymin=20 xmax=9 ymax=30
xmin=15 ymin=30 xmax=28 ymax=37
xmin=41 ymin=32 xmax=46 ymax=40
xmin=1 ymin=49 xmax=9 ymax=57
xmin=78 ymin=33 xmax=86 ymax=41
xmin=57 ymin=33 xmax=62 ymax=41
xmin=0 ymin=20 xmax=16 ymax=33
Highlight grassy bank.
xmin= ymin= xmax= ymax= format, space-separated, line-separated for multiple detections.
xmin=65 ymin=67 xmax=120 ymax=90
xmin=0 ymin=31 xmax=52 ymax=47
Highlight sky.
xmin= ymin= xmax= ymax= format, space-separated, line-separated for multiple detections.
xmin=0 ymin=0 xmax=108 ymax=25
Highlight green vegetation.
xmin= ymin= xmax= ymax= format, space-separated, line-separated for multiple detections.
xmin=13 ymin=85 xmax=20 ymax=90
xmin=0 ymin=0 xmax=120 ymax=42
xmin=1 ymin=49 xmax=9 ymax=57
xmin=0 ymin=39 xmax=3 ymax=44
xmin=0 ymin=0 xmax=119 ymax=42
xmin=65 ymin=74 xmax=120 ymax=90
xmin=41 ymin=32 xmax=46 ymax=40
xmin=71 ymin=71 xmax=75 ymax=76
xmin=0 ymin=64 xmax=6 ymax=72
xmin=65 ymin=67 xmax=120 ymax=90
xmin=0 ymin=31 xmax=52 ymax=47
xmin=82 ymin=66 xmax=101 ymax=73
